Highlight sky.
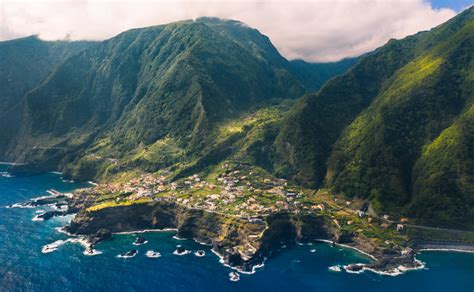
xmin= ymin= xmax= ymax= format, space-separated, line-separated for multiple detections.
xmin=0 ymin=0 xmax=472 ymax=62
xmin=430 ymin=0 xmax=472 ymax=10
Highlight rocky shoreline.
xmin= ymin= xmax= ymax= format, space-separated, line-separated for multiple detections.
xmin=63 ymin=197 xmax=421 ymax=274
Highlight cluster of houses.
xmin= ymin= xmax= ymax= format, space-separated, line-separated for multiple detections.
xmin=172 ymin=163 xmax=305 ymax=217
xmin=355 ymin=203 xmax=408 ymax=232
xmin=91 ymin=162 xmax=321 ymax=218
xmin=92 ymin=174 xmax=170 ymax=202
xmin=88 ymin=163 xmax=410 ymax=235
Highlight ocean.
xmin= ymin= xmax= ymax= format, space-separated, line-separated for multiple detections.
xmin=0 ymin=165 xmax=473 ymax=291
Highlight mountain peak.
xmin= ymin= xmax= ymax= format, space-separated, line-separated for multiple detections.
xmin=195 ymin=16 xmax=246 ymax=26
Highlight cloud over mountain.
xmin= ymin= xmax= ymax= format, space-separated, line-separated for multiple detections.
xmin=0 ymin=0 xmax=456 ymax=61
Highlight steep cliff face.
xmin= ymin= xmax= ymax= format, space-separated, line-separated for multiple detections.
xmin=67 ymin=201 xmax=336 ymax=271
xmin=66 ymin=199 xmax=421 ymax=273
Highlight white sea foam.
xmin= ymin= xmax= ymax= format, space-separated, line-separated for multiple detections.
xmin=328 ymin=265 xmax=342 ymax=272
xmin=210 ymin=248 xmax=266 ymax=275
xmin=6 ymin=203 xmax=35 ymax=209
xmin=83 ymin=248 xmax=102 ymax=256
xmin=229 ymin=272 xmax=240 ymax=282
xmin=419 ymin=248 xmax=474 ymax=254
xmin=31 ymin=193 xmax=57 ymax=201
xmin=194 ymin=250 xmax=206 ymax=257
xmin=172 ymin=235 xmax=186 ymax=241
xmin=193 ymin=238 xmax=212 ymax=246
xmin=41 ymin=240 xmax=67 ymax=253
xmin=342 ymin=258 xmax=426 ymax=277
xmin=342 ymin=264 xmax=365 ymax=274
xmin=310 ymin=249 xmax=316 ymax=253
xmin=53 ymin=214 xmax=74 ymax=224
xmin=146 ymin=250 xmax=162 ymax=258
xmin=112 ymin=228 xmax=178 ymax=235
xmin=295 ymin=240 xmax=316 ymax=245
xmin=49 ymin=171 xmax=63 ymax=175
xmin=87 ymin=181 xmax=98 ymax=186
xmin=42 ymin=234 xmax=98 ymax=256
xmin=55 ymin=226 xmax=72 ymax=235
xmin=364 ymin=267 xmax=403 ymax=276
xmin=69 ymin=237 xmax=94 ymax=250
xmin=46 ymin=190 xmax=62 ymax=197
xmin=32 ymin=214 xmax=45 ymax=221
xmin=396 ymin=258 xmax=426 ymax=272
xmin=49 ymin=203 xmax=68 ymax=211
xmin=133 ymin=240 xmax=148 ymax=246
xmin=173 ymin=249 xmax=191 ymax=256
xmin=117 ymin=251 xmax=138 ymax=258
xmin=314 ymin=239 xmax=377 ymax=261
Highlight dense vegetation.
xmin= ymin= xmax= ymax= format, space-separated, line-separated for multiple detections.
xmin=0 ymin=18 xmax=353 ymax=178
xmin=1 ymin=9 xmax=473 ymax=230
xmin=287 ymin=58 xmax=358 ymax=92
xmin=0 ymin=36 xmax=95 ymax=157
xmin=0 ymin=36 xmax=94 ymax=114
xmin=275 ymin=7 xmax=474 ymax=229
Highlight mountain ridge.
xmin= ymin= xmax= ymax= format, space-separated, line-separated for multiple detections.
xmin=1 ymin=17 xmax=355 ymax=180
xmin=275 ymin=7 xmax=474 ymax=228
xmin=2 ymin=10 xmax=473 ymax=230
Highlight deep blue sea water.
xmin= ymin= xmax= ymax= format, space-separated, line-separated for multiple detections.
xmin=1 ymin=165 xmax=473 ymax=291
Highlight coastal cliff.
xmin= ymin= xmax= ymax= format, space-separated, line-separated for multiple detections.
xmin=65 ymin=199 xmax=419 ymax=274
xmin=67 ymin=200 xmax=334 ymax=271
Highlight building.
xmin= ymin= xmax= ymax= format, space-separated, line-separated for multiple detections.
xmin=358 ymin=210 xmax=367 ymax=217
xmin=285 ymin=191 xmax=297 ymax=197
xmin=401 ymin=247 xmax=413 ymax=256
xmin=248 ymin=217 xmax=264 ymax=224
xmin=311 ymin=204 xmax=325 ymax=211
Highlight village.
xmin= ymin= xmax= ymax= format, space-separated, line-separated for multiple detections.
xmin=88 ymin=162 xmax=300 ymax=218
xmin=82 ymin=160 xmax=410 ymax=252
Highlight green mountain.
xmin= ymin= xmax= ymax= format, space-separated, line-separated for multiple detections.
xmin=0 ymin=36 xmax=95 ymax=157
xmin=0 ymin=35 xmax=94 ymax=114
xmin=3 ymin=9 xmax=472 ymax=230
xmin=275 ymin=7 xmax=474 ymax=229
xmin=0 ymin=18 xmax=354 ymax=180
xmin=288 ymin=58 xmax=358 ymax=92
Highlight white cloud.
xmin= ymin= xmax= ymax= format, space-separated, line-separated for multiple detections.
xmin=0 ymin=0 xmax=456 ymax=61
